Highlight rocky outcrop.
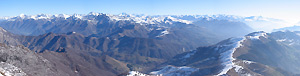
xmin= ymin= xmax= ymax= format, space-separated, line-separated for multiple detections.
xmin=0 ymin=43 xmax=68 ymax=76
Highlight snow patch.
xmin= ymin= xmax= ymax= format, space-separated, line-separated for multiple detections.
xmin=156 ymin=30 xmax=169 ymax=37
xmin=276 ymin=38 xmax=297 ymax=45
xmin=73 ymin=14 xmax=83 ymax=19
xmin=55 ymin=14 xmax=71 ymax=19
xmin=276 ymin=39 xmax=287 ymax=42
xmin=127 ymin=71 xmax=150 ymax=76
xmin=150 ymin=65 xmax=198 ymax=76
xmin=242 ymin=60 xmax=255 ymax=64
xmin=182 ymin=50 xmax=196 ymax=59
xmin=165 ymin=16 xmax=193 ymax=24
xmin=246 ymin=31 xmax=267 ymax=40
xmin=156 ymin=28 xmax=163 ymax=30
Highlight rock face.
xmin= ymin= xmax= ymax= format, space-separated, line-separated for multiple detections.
xmin=0 ymin=43 xmax=68 ymax=76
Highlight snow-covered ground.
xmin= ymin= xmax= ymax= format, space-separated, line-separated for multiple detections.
xmin=215 ymin=37 xmax=246 ymax=76
xmin=150 ymin=65 xmax=198 ymax=76
xmin=127 ymin=71 xmax=149 ymax=76
xmin=246 ymin=31 xmax=267 ymax=40
xmin=156 ymin=30 xmax=169 ymax=37
xmin=216 ymin=32 xmax=268 ymax=76
xmin=127 ymin=65 xmax=198 ymax=76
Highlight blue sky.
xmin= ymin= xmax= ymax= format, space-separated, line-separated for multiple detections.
xmin=1 ymin=0 xmax=300 ymax=23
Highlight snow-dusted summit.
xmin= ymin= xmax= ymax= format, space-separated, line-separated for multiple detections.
xmin=0 ymin=12 xmax=291 ymax=32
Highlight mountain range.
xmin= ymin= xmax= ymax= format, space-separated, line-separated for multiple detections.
xmin=0 ymin=12 xmax=290 ymax=35
xmin=0 ymin=12 xmax=299 ymax=76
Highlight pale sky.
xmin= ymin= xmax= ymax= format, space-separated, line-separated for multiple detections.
xmin=1 ymin=0 xmax=300 ymax=23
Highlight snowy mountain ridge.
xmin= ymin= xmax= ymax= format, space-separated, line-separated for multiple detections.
xmin=0 ymin=12 xmax=192 ymax=25
xmin=0 ymin=12 xmax=293 ymax=32
xmin=215 ymin=37 xmax=246 ymax=76
xmin=171 ymin=32 xmax=267 ymax=76
xmin=126 ymin=31 xmax=269 ymax=76
xmin=0 ymin=12 xmax=290 ymax=29
xmin=215 ymin=31 xmax=268 ymax=75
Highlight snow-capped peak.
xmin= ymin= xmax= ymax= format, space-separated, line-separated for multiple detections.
xmin=71 ymin=14 xmax=83 ymax=19
xmin=1 ymin=12 xmax=197 ymax=25
xmin=165 ymin=16 xmax=193 ymax=24
xmin=156 ymin=29 xmax=169 ymax=37
xmin=19 ymin=14 xmax=26 ymax=18
xmin=30 ymin=14 xmax=52 ymax=20
xmin=0 ymin=12 xmax=289 ymax=32
xmin=54 ymin=14 xmax=71 ymax=19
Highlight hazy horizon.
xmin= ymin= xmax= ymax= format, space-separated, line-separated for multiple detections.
xmin=1 ymin=0 xmax=300 ymax=24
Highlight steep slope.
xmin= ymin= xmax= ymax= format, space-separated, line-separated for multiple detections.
xmin=270 ymin=31 xmax=300 ymax=49
xmin=0 ymin=43 xmax=68 ymax=76
xmin=0 ymin=26 xmax=197 ymax=75
xmin=254 ymin=31 xmax=300 ymax=74
xmin=84 ymin=35 xmax=184 ymax=59
xmin=17 ymin=32 xmax=131 ymax=76
xmin=18 ymin=32 xmax=92 ymax=53
xmin=148 ymin=31 xmax=298 ymax=76
xmin=0 ymin=28 xmax=70 ymax=76
xmin=18 ymin=32 xmax=180 ymax=73
xmin=0 ymin=27 xmax=20 ymax=45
